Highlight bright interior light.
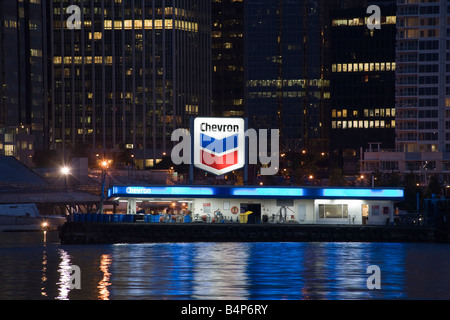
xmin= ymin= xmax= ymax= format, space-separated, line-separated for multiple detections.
xmin=61 ymin=167 xmax=70 ymax=175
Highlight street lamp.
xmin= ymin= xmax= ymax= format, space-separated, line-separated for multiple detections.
xmin=60 ymin=166 xmax=71 ymax=190
xmin=61 ymin=166 xmax=70 ymax=175
xmin=99 ymin=159 xmax=112 ymax=214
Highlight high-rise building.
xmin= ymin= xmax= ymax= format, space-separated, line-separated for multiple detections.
xmin=0 ymin=0 xmax=48 ymax=162
xmin=395 ymin=0 xmax=446 ymax=154
xmin=244 ymin=0 xmax=331 ymax=155
xmin=329 ymin=3 xmax=397 ymax=175
xmin=48 ymin=0 xmax=211 ymax=168
xmin=361 ymin=1 xmax=450 ymax=186
xmin=212 ymin=0 xmax=244 ymax=117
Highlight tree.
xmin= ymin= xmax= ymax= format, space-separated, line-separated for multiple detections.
xmin=425 ymin=174 xmax=442 ymax=198
xmin=115 ymin=143 xmax=133 ymax=166
xmin=328 ymin=166 xmax=346 ymax=186
xmin=399 ymin=173 xmax=422 ymax=213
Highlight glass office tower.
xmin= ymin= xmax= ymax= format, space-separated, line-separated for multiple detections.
xmin=0 ymin=0 xmax=48 ymax=158
xmin=212 ymin=0 xmax=244 ymax=118
xmin=244 ymin=0 xmax=330 ymax=154
xmin=329 ymin=3 xmax=397 ymax=175
xmin=49 ymin=0 xmax=211 ymax=167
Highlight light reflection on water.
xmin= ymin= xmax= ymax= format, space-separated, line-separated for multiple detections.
xmin=98 ymin=254 xmax=112 ymax=300
xmin=0 ymin=231 xmax=450 ymax=300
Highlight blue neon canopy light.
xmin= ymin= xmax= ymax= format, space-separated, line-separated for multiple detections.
xmin=321 ymin=188 xmax=404 ymax=198
xmin=108 ymin=185 xmax=404 ymax=200
xmin=112 ymin=186 xmax=215 ymax=196
xmin=232 ymin=187 xmax=304 ymax=197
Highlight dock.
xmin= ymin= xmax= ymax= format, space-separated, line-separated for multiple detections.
xmin=59 ymin=219 xmax=442 ymax=244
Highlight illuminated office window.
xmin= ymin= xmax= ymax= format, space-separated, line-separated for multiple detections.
xmin=364 ymin=63 xmax=369 ymax=72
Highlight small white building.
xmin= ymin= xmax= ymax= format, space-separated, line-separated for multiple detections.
xmin=107 ymin=185 xmax=404 ymax=226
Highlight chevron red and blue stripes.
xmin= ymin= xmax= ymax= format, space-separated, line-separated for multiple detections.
xmin=194 ymin=117 xmax=246 ymax=175
xmin=200 ymin=133 xmax=238 ymax=154
xmin=200 ymin=133 xmax=239 ymax=169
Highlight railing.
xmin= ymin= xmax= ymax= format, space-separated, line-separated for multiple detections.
xmin=394 ymin=213 xmax=434 ymax=227
xmin=70 ymin=213 xmax=193 ymax=223
xmin=364 ymin=148 xmax=397 ymax=152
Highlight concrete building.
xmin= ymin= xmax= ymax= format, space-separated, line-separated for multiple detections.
xmin=0 ymin=126 xmax=35 ymax=167
xmin=361 ymin=0 xmax=450 ymax=187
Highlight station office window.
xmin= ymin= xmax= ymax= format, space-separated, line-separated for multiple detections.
xmin=318 ymin=204 xmax=349 ymax=219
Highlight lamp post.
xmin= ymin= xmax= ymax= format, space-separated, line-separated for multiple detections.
xmin=60 ymin=166 xmax=71 ymax=216
xmin=61 ymin=166 xmax=70 ymax=190
xmin=99 ymin=160 xmax=111 ymax=214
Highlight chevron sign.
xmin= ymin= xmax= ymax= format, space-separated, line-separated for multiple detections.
xmin=193 ymin=117 xmax=245 ymax=175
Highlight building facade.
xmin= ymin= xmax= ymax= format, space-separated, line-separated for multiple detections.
xmin=49 ymin=0 xmax=211 ymax=167
xmin=329 ymin=3 xmax=397 ymax=175
xmin=0 ymin=0 xmax=48 ymax=159
xmin=244 ymin=0 xmax=331 ymax=155
xmin=212 ymin=0 xmax=244 ymax=118
xmin=361 ymin=0 xmax=450 ymax=187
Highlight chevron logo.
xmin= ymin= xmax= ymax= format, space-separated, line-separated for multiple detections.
xmin=194 ymin=118 xmax=245 ymax=175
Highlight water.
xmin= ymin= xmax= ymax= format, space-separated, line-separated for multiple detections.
xmin=1 ymin=231 xmax=450 ymax=300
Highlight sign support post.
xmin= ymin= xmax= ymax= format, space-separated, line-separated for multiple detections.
xmin=189 ymin=117 xmax=194 ymax=185
xmin=244 ymin=118 xmax=248 ymax=185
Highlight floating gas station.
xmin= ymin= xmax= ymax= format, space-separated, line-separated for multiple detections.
xmin=104 ymin=117 xmax=404 ymax=227
xmin=60 ymin=184 xmax=431 ymax=245
xmin=107 ymin=185 xmax=404 ymax=226
xmin=60 ymin=116 xmax=442 ymax=244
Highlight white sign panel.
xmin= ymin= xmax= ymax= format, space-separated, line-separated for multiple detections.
xmin=193 ymin=117 xmax=245 ymax=175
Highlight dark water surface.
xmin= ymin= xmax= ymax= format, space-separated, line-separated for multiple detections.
xmin=0 ymin=231 xmax=449 ymax=300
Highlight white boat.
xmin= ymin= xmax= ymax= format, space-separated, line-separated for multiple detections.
xmin=0 ymin=204 xmax=66 ymax=232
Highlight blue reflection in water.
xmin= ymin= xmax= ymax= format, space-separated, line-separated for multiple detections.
xmin=1 ymin=232 xmax=450 ymax=300
xmin=110 ymin=243 xmax=252 ymax=299
xmin=245 ymin=242 xmax=406 ymax=300
xmin=105 ymin=242 xmax=409 ymax=300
